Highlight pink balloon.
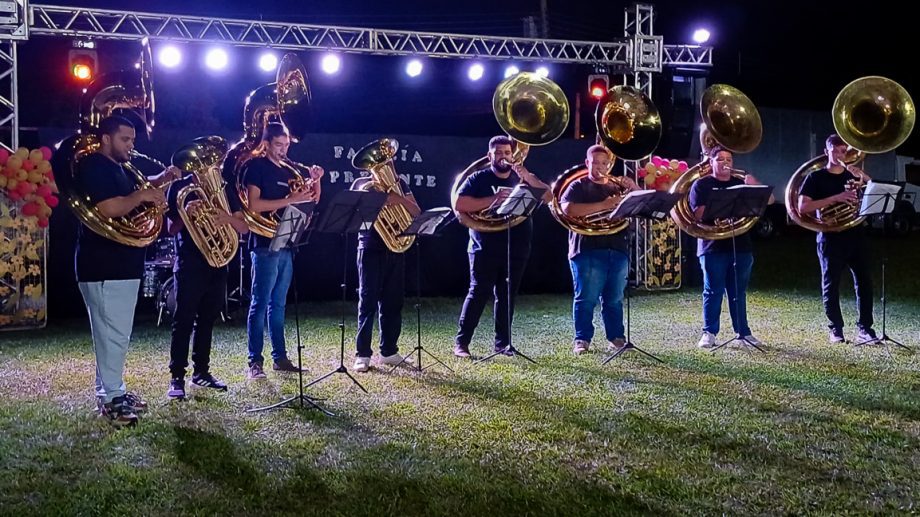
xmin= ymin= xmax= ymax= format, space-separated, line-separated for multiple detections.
xmin=40 ymin=146 xmax=52 ymax=161
xmin=651 ymin=156 xmax=663 ymax=167
xmin=678 ymin=161 xmax=688 ymax=172
xmin=0 ymin=148 xmax=8 ymax=166
xmin=37 ymin=217 xmax=49 ymax=228
xmin=45 ymin=195 xmax=60 ymax=208
xmin=21 ymin=202 xmax=39 ymax=216
xmin=36 ymin=185 xmax=51 ymax=198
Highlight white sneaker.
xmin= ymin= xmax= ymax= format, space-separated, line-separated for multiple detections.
xmin=697 ymin=331 xmax=717 ymax=348
xmin=742 ymin=335 xmax=763 ymax=347
xmin=353 ymin=356 xmax=371 ymax=372
xmin=380 ymin=353 xmax=411 ymax=367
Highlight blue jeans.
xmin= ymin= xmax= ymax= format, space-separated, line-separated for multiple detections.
xmin=247 ymin=248 xmax=293 ymax=365
xmin=569 ymin=249 xmax=628 ymax=343
xmin=699 ymin=252 xmax=753 ymax=336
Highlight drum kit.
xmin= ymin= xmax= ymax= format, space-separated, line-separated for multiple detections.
xmin=141 ymin=237 xmax=177 ymax=325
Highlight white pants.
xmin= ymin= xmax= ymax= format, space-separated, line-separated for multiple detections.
xmin=78 ymin=280 xmax=140 ymax=403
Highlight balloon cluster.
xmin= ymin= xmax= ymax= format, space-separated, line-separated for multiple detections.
xmin=640 ymin=156 xmax=689 ymax=191
xmin=0 ymin=147 xmax=59 ymax=228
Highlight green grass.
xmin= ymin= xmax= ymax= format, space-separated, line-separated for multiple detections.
xmin=2 ymin=235 xmax=920 ymax=515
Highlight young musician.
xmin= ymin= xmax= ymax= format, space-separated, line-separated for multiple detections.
xmin=73 ymin=115 xmax=180 ymax=426
xmin=242 ymin=123 xmax=324 ymax=379
xmin=164 ymin=164 xmax=250 ymax=399
xmin=797 ymin=134 xmax=876 ymax=344
xmin=349 ymin=175 xmax=421 ymax=372
xmin=452 ymin=135 xmax=552 ymax=358
xmin=688 ymin=146 xmax=771 ymax=349
xmin=559 ymin=145 xmax=638 ymax=354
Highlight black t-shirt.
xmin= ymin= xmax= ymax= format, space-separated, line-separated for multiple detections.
xmin=457 ymin=167 xmax=535 ymax=259
xmin=350 ymin=175 xmax=413 ymax=252
xmin=242 ymin=157 xmax=296 ymax=250
xmin=166 ymin=175 xmax=243 ymax=272
xmin=798 ymin=168 xmax=866 ymax=243
xmin=688 ymin=175 xmax=753 ymax=257
xmin=74 ymin=153 xmax=147 ymax=282
xmin=560 ymin=176 xmax=629 ymax=260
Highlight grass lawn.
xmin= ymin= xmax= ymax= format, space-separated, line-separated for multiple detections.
xmin=2 ymin=234 xmax=920 ymax=515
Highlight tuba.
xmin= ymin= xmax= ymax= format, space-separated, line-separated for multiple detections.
xmin=785 ymin=76 xmax=915 ymax=232
xmin=669 ymin=84 xmax=763 ymax=240
xmin=173 ymin=136 xmax=240 ymax=268
xmin=223 ymin=53 xmax=314 ymax=238
xmin=450 ymin=72 xmax=570 ymax=232
xmin=549 ymin=85 xmax=661 ymax=235
xmin=352 ymin=138 xmax=415 ymax=253
xmin=53 ymin=41 xmax=169 ymax=248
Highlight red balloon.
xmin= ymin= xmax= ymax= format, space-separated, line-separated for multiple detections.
xmin=0 ymin=148 xmax=8 ymax=166
xmin=21 ymin=202 xmax=39 ymax=216
xmin=37 ymin=217 xmax=49 ymax=228
xmin=40 ymin=146 xmax=52 ymax=161
xmin=21 ymin=159 xmax=34 ymax=171
xmin=36 ymin=185 xmax=51 ymax=198
xmin=45 ymin=195 xmax=59 ymax=208
xmin=17 ymin=181 xmax=34 ymax=195
xmin=7 ymin=190 xmax=21 ymax=201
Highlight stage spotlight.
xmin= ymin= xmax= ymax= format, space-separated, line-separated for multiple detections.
xmin=205 ymin=48 xmax=229 ymax=70
xmin=406 ymin=59 xmax=423 ymax=77
xmin=588 ymin=74 xmax=609 ymax=100
xmin=159 ymin=45 xmax=182 ymax=68
xmin=692 ymin=28 xmax=711 ymax=44
xmin=259 ymin=52 xmax=278 ymax=72
xmin=321 ymin=53 xmax=341 ymax=75
xmin=504 ymin=65 xmax=520 ymax=78
xmin=68 ymin=48 xmax=96 ymax=82
xmin=468 ymin=63 xmax=484 ymax=81
xmin=535 ymin=66 xmax=550 ymax=78
xmin=72 ymin=63 xmax=92 ymax=81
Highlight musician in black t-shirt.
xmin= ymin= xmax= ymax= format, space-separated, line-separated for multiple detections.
xmin=349 ymin=175 xmax=420 ymax=372
xmin=73 ymin=115 xmax=180 ymax=427
xmin=798 ymin=134 xmax=876 ymax=344
xmin=452 ymin=135 xmax=552 ymax=358
xmin=164 ymin=172 xmax=250 ymax=399
xmin=560 ymin=145 xmax=638 ymax=355
xmin=242 ymin=123 xmax=324 ymax=379
xmin=688 ymin=146 xmax=771 ymax=349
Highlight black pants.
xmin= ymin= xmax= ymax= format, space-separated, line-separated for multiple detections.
xmin=818 ymin=238 xmax=873 ymax=331
xmin=456 ymin=252 xmax=528 ymax=350
xmin=169 ymin=266 xmax=227 ymax=379
xmin=355 ymin=248 xmax=405 ymax=358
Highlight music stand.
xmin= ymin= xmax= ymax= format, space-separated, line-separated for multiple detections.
xmin=702 ymin=184 xmax=772 ymax=354
xmin=475 ymin=185 xmax=545 ymax=365
xmin=854 ymin=182 xmax=910 ymax=352
xmin=248 ymin=203 xmax=332 ymax=415
xmin=387 ymin=207 xmax=456 ymax=373
xmin=601 ymin=190 xmax=682 ymax=365
xmin=304 ymin=190 xmax=387 ymax=396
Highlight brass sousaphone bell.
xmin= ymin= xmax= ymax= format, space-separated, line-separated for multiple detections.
xmin=548 ymin=85 xmax=662 ymax=235
xmin=669 ymin=84 xmax=763 ymax=240
xmin=785 ymin=76 xmax=915 ymax=232
xmin=450 ymin=72 xmax=570 ymax=232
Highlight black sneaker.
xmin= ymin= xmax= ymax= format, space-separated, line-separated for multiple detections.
xmin=453 ymin=343 xmax=471 ymax=358
xmin=828 ymin=328 xmax=846 ymax=344
xmin=167 ymin=378 xmax=186 ymax=400
xmin=192 ymin=372 xmax=228 ymax=392
xmin=123 ymin=391 xmax=148 ymax=413
xmin=101 ymin=396 xmax=138 ymax=428
xmin=272 ymin=358 xmax=302 ymax=372
xmin=493 ymin=346 xmax=514 ymax=357
xmin=856 ymin=327 xmax=879 ymax=345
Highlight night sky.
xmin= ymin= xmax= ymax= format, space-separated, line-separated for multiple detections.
xmin=18 ymin=0 xmax=919 ymax=155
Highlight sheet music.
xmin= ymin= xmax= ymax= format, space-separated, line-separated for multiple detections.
xmin=494 ymin=184 xmax=544 ymax=216
xmin=859 ymin=181 xmax=902 ymax=215
xmin=608 ymin=190 xmax=654 ymax=219
xmin=724 ymin=184 xmax=770 ymax=190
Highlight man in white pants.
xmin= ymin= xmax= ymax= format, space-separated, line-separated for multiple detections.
xmin=73 ymin=115 xmax=178 ymax=427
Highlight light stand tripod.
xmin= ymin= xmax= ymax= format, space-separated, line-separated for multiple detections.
xmin=475 ymin=185 xmax=543 ymax=365
xmin=702 ymin=184 xmax=772 ymax=354
xmin=304 ymin=190 xmax=387 ymax=395
xmin=853 ymin=186 xmax=911 ymax=352
xmin=600 ymin=190 xmax=680 ymax=365
xmin=389 ymin=208 xmax=456 ymax=373
xmin=249 ymin=203 xmax=331 ymax=416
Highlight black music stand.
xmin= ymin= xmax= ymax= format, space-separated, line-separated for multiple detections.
xmin=702 ymin=184 xmax=772 ymax=353
xmin=854 ymin=182 xmax=911 ymax=352
xmin=248 ymin=203 xmax=332 ymax=415
xmin=387 ymin=207 xmax=456 ymax=373
xmin=601 ymin=190 xmax=682 ymax=365
xmin=304 ymin=190 xmax=387 ymax=396
xmin=475 ymin=184 xmax=545 ymax=365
